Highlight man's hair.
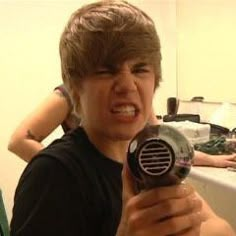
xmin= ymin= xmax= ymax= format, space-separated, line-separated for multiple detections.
xmin=59 ymin=0 xmax=162 ymax=99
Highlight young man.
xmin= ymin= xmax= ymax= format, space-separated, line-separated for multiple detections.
xmin=10 ymin=1 xmax=235 ymax=235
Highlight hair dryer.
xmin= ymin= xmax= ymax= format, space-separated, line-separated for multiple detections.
xmin=127 ymin=124 xmax=194 ymax=191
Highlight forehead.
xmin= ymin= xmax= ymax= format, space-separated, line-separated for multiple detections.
xmin=125 ymin=58 xmax=153 ymax=66
xmin=100 ymin=57 xmax=154 ymax=68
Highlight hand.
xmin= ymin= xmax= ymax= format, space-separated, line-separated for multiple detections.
xmin=116 ymin=161 xmax=205 ymax=236
xmin=210 ymin=153 xmax=236 ymax=168
xmin=193 ymin=151 xmax=236 ymax=168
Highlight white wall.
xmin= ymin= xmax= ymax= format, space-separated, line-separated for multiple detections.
xmin=179 ymin=101 xmax=236 ymax=130
xmin=0 ymin=0 xmax=177 ymax=221
xmin=177 ymin=0 xmax=236 ymax=103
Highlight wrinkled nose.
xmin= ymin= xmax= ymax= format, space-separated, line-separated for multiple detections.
xmin=113 ymin=71 xmax=137 ymax=94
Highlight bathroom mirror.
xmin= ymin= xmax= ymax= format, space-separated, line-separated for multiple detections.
xmin=177 ymin=0 xmax=236 ymax=103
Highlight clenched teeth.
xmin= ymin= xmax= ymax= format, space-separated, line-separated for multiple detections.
xmin=112 ymin=105 xmax=136 ymax=116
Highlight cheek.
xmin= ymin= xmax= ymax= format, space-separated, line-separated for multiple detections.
xmin=142 ymin=83 xmax=155 ymax=114
xmin=143 ymin=80 xmax=155 ymax=100
xmin=81 ymin=88 xmax=107 ymax=113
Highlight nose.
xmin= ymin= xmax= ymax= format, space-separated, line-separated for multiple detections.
xmin=113 ymin=70 xmax=137 ymax=95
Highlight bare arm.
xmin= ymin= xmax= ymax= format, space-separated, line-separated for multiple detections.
xmin=194 ymin=150 xmax=236 ymax=168
xmin=8 ymin=89 xmax=71 ymax=162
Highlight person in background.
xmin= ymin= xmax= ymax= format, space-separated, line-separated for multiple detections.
xmin=8 ymin=87 xmax=236 ymax=168
xmin=10 ymin=1 xmax=235 ymax=235
xmin=8 ymin=84 xmax=80 ymax=162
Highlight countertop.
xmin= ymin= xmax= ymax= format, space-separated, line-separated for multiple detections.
xmin=189 ymin=166 xmax=236 ymax=192
xmin=188 ymin=166 xmax=236 ymax=231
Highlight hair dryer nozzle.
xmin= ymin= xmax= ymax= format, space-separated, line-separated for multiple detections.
xmin=127 ymin=124 xmax=194 ymax=191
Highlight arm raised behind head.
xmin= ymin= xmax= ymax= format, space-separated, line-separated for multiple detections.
xmin=8 ymin=89 xmax=71 ymax=162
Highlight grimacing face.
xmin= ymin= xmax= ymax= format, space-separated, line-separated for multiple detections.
xmin=75 ymin=58 xmax=156 ymax=146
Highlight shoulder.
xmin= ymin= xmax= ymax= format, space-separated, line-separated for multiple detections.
xmin=17 ymin=154 xmax=68 ymax=193
xmin=54 ymin=84 xmax=73 ymax=108
xmin=23 ymin=127 xmax=92 ymax=180
xmin=11 ymin=132 xmax=92 ymax=235
xmin=14 ymin=129 xmax=89 ymax=209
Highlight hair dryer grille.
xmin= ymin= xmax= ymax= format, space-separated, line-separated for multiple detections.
xmin=138 ymin=139 xmax=174 ymax=176
xmin=127 ymin=124 xmax=194 ymax=190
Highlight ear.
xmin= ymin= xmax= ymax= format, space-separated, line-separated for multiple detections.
xmin=70 ymin=85 xmax=82 ymax=116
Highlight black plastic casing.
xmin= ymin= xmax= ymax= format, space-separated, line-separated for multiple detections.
xmin=127 ymin=124 xmax=194 ymax=191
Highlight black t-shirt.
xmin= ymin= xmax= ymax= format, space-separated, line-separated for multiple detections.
xmin=10 ymin=127 xmax=123 ymax=236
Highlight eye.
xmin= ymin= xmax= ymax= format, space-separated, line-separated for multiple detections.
xmin=133 ymin=67 xmax=150 ymax=74
xmin=95 ymin=68 xmax=115 ymax=75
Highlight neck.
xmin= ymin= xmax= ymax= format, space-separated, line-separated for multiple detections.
xmin=83 ymin=127 xmax=130 ymax=163
xmin=99 ymin=141 xmax=129 ymax=163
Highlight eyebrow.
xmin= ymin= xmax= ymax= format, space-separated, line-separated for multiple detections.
xmin=133 ymin=62 xmax=150 ymax=67
xmin=99 ymin=64 xmax=116 ymax=70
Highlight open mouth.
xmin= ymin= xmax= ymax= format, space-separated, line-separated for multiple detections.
xmin=111 ymin=105 xmax=138 ymax=117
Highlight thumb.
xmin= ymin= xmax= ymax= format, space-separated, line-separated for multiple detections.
xmin=122 ymin=158 xmax=137 ymax=202
xmin=116 ymin=158 xmax=138 ymax=236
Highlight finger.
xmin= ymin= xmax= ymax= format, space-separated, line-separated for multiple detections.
xmin=131 ymin=212 xmax=203 ymax=236
xmin=226 ymin=161 xmax=236 ymax=168
xmin=122 ymin=158 xmax=137 ymax=202
xmin=226 ymin=154 xmax=236 ymax=162
xmin=159 ymin=211 xmax=204 ymax=235
xmin=118 ymin=160 xmax=138 ymax=234
xmin=230 ymin=153 xmax=236 ymax=160
xmin=129 ymin=183 xmax=194 ymax=209
xmin=175 ymin=225 xmax=201 ymax=236
xmin=125 ymin=192 xmax=202 ymax=228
